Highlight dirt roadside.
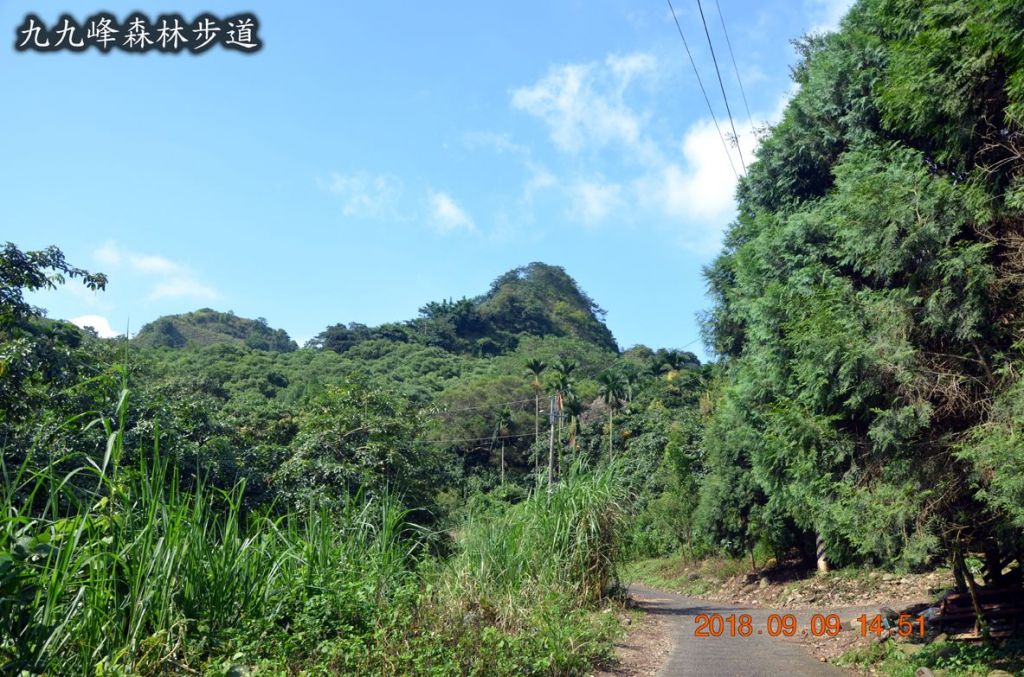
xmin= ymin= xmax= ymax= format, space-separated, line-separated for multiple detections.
xmin=592 ymin=597 xmax=673 ymax=676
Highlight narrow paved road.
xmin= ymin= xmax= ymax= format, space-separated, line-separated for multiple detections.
xmin=629 ymin=584 xmax=874 ymax=676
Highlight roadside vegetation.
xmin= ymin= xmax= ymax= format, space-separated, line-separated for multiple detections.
xmin=837 ymin=638 xmax=1024 ymax=676
xmin=624 ymin=556 xmax=747 ymax=597
xmin=0 ymin=250 xmax=652 ymax=674
xmin=1 ymin=377 xmax=627 ymax=674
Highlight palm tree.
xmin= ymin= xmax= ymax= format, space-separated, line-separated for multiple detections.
xmin=561 ymin=395 xmax=585 ymax=475
xmin=597 ymin=371 xmax=624 ymax=460
xmin=660 ymin=349 xmax=699 ymax=376
xmin=547 ymin=367 xmax=575 ymax=453
xmin=552 ymin=358 xmax=577 ymax=379
xmin=524 ymin=358 xmax=546 ymax=466
xmin=647 ymin=359 xmax=665 ymax=378
xmin=563 ymin=396 xmax=584 ymax=462
xmin=496 ymin=405 xmax=514 ymax=484
xmin=620 ymin=365 xmax=640 ymax=403
xmin=551 ymin=358 xmax=577 ymax=431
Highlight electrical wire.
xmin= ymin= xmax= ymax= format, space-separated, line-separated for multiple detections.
xmin=419 ymin=431 xmax=540 ymax=446
xmin=665 ymin=0 xmax=738 ymax=179
xmin=422 ymin=398 xmax=536 ymax=415
xmin=713 ymin=0 xmax=755 ymax=130
xmin=679 ymin=335 xmax=703 ymax=350
xmin=695 ymin=0 xmax=746 ymax=172
xmin=416 ymin=341 xmax=710 ymax=447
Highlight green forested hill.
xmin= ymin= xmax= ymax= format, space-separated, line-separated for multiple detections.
xmin=2 ymin=241 xmax=660 ymax=672
xmin=477 ymin=262 xmax=618 ymax=352
xmin=134 ymin=308 xmax=298 ymax=352
xmin=135 ymin=263 xmax=616 ymax=359
xmin=310 ymin=262 xmax=618 ymax=356
xmin=9 ymin=235 xmax=706 ymax=671
xmin=122 ymin=262 xmax=693 ymax=510
xmin=5 ymin=253 xmax=699 ymax=518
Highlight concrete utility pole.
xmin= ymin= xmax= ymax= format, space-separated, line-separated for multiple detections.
xmin=816 ymin=533 xmax=829 ymax=574
xmin=547 ymin=395 xmax=556 ymax=493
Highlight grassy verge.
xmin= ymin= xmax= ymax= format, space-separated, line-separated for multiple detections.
xmin=622 ymin=555 xmax=750 ymax=596
xmin=836 ymin=637 xmax=1024 ymax=676
xmin=0 ymin=390 xmax=625 ymax=675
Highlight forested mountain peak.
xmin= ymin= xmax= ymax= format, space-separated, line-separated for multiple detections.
xmin=477 ymin=262 xmax=618 ymax=353
xmin=311 ymin=262 xmax=619 ymax=356
xmin=134 ymin=308 xmax=297 ymax=352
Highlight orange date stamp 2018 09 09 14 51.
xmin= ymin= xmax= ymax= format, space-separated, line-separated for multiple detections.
xmin=692 ymin=612 xmax=925 ymax=639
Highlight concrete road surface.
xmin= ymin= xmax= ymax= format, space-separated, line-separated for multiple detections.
xmin=628 ymin=584 xmax=877 ymax=676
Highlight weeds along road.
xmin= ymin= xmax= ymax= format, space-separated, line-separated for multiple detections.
xmin=629 ymin=584 xmax=879 ymax=676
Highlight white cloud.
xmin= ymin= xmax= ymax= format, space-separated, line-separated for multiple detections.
xmin=630 ymin=94 xmax=783 ymax=253
xmin=93 ymin=242 xmax=220 ymax=303
xmin=95 ymin=242 xmax=122 ymax=266
xmin=566 ymin=179 xmax=624 ymax=224
xmin=128 ymin=253 xmax=179 ymax=275
xmin=522 ymin=161 xmax=558 ymax=205
xmin=510 ymin=51 xmax=784 ymax=250
xmin=462 ymin=131 xmax=559 ymax=209
xmin=739 ymin=64 xmax=769 ymax=88
xmin=807 ymin=0 xmax=855 ymax=34
xmin=97 ymin=243 xmax=181 ymax=275
xmin=148 ymin=278 xmax=220 ymax=302
xmin=62 ymin=278 xmax=112 ymax=309
xmin=429 ymin=192 xmax=475 ymax=234
xmin=70 ymin=314 xmax=120 ymax=338
xmin=319 ymin=171 xmax=403 ymax=219
xmin=318 ymin=170 xmax=480 ymax=235
xmin=510 ymin=52 xmax=655 ymax=153
xmin=606 ymin=52 xmax=656 ymax=88
xmin=462 ymin=131 xmax=531 ymax=155
xmin=507 ymin=50 xmax=797 ymax=252
xmin=642 ymin=119 xmax=751 ymax=221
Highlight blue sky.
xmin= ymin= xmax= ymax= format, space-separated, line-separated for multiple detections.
xmin=3 ymin=0 xmax=852 ymax=357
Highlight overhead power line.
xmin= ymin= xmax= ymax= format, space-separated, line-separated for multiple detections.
xmin=420 ymin=431 xmax=539 ymax=446
xmin=665 ymin=0 xmax=738 ymax=180
xmin=695 ymin=0 xmax=746 ymax=172
xmin=423 ymin=398 xmax=536 ymax=416
xmin=713 ymin=0 xmax=755 ymax=131
xmin=679 ymin=335 xmax=703 ymax=350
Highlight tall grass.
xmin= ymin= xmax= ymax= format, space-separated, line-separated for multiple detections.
xmin=449 ymin=461 xmax=625 ymax=608
xmin=0 ymin=388 xmax=419 ymax=674
xmin=1 ymin=389 xmax=626 ymax=675
xmin=424 ymin=461 xmax=627 ymax=673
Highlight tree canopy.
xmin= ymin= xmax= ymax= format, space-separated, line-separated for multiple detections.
xmin=699 ymin=0 xmax=1024 ymax=575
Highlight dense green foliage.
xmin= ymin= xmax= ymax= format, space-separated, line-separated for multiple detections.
xmin=838 ymin=635 xmax=1024 ymax=676
xmin=0 ymin=243 xmax=110 ymax=445
xmin=700 ymin=0 xmax=1024 ymax=577
xmin=0 ymin=394 xmax=625 ymax=674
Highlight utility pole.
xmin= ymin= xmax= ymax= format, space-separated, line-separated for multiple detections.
xmin=547 ymin=395 xmax=556 ymax=493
